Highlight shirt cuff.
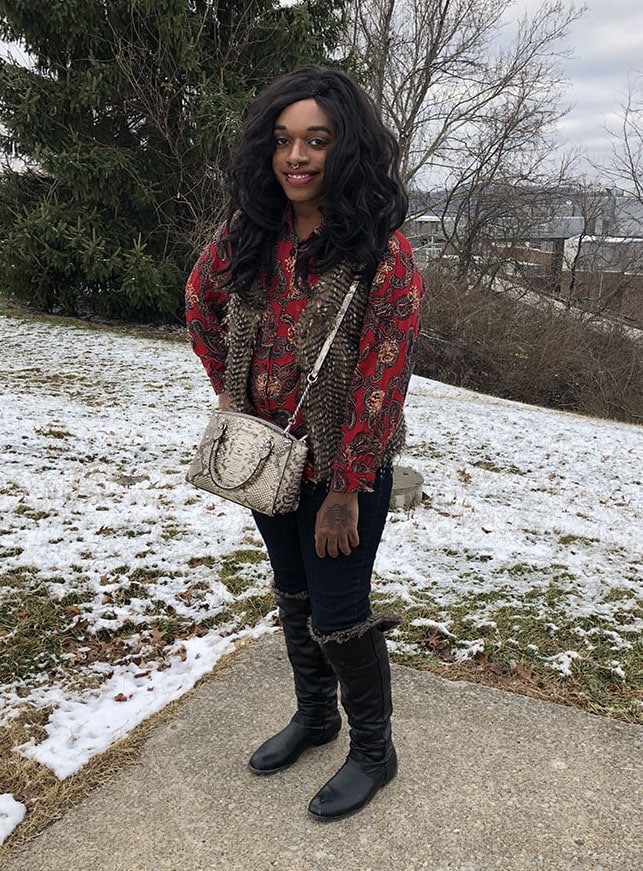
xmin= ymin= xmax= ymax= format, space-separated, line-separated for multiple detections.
xmin=329 ymin=466 xmax=376 ymax=493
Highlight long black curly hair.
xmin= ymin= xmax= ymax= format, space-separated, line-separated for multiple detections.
xmin=224 ymin=65 xmax=408 ymax=301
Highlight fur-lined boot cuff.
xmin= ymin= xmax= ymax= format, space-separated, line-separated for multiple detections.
xmin=308 ymin=612 xmax=401 ymax=645
xmin=273 ymin=587 xmax=310 ymax=601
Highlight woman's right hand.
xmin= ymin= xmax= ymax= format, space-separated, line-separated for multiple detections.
xmin=314 ymin=491 xmax=360 ymax=558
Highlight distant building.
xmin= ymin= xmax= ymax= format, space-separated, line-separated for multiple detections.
xmin=405 ymin=213 xmax=455 ymax=264
xmin=563 ymin=235 xmax=643 ymax=274
xmin=405 ymin=185 xmax=643 ymax=325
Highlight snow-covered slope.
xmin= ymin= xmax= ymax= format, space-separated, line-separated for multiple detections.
xmin=1 ymin=311 xmax=641 ymax=821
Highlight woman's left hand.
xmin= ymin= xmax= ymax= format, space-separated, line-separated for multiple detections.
xmin=315 ymin=492 xmax=359 ymax=558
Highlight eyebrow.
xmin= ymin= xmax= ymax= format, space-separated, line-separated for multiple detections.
xmin=273 ymin=124 xmax=333 ymax=135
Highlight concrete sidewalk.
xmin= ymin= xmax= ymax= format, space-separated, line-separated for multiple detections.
xmin=5 ymin=635 xmax=642 ymax=871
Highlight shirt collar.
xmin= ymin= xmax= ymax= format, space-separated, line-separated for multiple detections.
xmin=282 ymin=204 xmax=325 ymax=244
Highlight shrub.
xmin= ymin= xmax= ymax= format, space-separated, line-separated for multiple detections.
xmin=414 ymin=263 xmax=643 ymax=424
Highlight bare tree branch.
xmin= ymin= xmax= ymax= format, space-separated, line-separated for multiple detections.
xmin=342 ymin=0 xmax=582 ymax=187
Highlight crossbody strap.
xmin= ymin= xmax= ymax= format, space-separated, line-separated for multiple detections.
xmin=284 ymin=276 xmax=361 ymax=434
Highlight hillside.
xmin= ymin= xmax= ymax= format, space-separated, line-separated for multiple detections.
xmin=0 ymin=310 xmax=641 ymax=838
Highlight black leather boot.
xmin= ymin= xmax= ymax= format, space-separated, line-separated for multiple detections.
xmin=308 ymin=620 xmax=397 ymax=821
xmin=248 ymin=593 xmax=341 ymax=775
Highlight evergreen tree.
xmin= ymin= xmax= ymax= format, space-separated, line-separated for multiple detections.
xmin=0 ymin=1 xmax=345 ymax=320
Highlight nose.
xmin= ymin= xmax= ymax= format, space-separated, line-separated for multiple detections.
xmin=288 ymin=140 xmax=309 ymax=165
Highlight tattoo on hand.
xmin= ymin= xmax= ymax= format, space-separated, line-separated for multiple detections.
xmin=323 ymin=505 xmax=353 ymax=530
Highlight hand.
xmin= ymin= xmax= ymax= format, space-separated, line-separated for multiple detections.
xmin=218 ymin=390 xmax=231 ymax=411
xmin=315 ymin=491 xmax=359 ymax=558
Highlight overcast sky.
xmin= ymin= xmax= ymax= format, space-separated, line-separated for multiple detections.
xmin=512 ymin=0 xmax=643 ymax=171
xmin=3 ymin=1 xmax=642 ymax=176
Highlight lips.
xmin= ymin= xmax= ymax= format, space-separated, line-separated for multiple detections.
xmin=283 ymin=171 xmax=318 ymax=186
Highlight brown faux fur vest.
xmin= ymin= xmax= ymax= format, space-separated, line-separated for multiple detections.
xmin=224 ymin=261 xmax=405 ymax=484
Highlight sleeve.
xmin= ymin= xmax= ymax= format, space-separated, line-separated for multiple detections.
xmin=329 ymin=233 xmax=425 ymax=492
xmin=185 ymin=226 xmax=230 ymax=394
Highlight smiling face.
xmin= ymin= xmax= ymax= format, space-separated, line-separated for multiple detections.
xmin=272 ymin=98 xmax=336 ymax=219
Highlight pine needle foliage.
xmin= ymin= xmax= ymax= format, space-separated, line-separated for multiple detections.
xmin=0 ymin=0 xmax=345 ymax=320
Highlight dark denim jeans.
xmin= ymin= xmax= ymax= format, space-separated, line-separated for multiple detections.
xmin=252 ymin=467 xmax=393 ymax=636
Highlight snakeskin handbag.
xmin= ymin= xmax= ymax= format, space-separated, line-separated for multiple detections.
xmin=186 ymin=277 xmax=359 ymax=515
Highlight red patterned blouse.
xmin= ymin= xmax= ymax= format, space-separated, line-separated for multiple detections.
xmin=185 ymin=218 xmax=424 ymax=492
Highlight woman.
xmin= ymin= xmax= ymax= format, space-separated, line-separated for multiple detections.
xmin=185 ymin=65 xmax=424 ymax=822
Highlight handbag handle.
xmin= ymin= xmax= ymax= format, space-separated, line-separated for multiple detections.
xmin=284 ymin=275 xmax=361 ymax=434
xmin=205 ymin=417 xmax=274 ymax=490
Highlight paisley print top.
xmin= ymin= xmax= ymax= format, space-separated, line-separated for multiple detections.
xmin=185 ymin=217 xmax=424 ymax=492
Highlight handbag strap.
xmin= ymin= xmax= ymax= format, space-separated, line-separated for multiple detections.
xmin=284 ymin=275 xmax=361 ymax=434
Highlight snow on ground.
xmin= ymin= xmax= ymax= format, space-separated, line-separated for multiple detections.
xmin=1 ymin=310 xmax=642 ymax=820
xmin=0 ymin=794 xmax=26 ymax=844
xmin=386 ymin=377 xmax=642 ymax=610
xmin=16 ymin=625 xmax=271 ymax=780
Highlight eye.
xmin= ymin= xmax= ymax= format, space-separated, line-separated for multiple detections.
xmin=273 ymin=136 xmax=290 ymax=148
xmin=309 ymin=137 xmax=329 ymax=148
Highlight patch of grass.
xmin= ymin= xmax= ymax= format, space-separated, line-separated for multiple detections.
xmin=217 ymin=548 xmax=269 ymax=596
xmin=0 ymin=299 xmax=188 ymax=343
xmin=463 ymin=550 xmax=493 ymax=563
xmin=442 ymin=547 xmax=460 ymax=558
xmin=0 ymin=710 xmax=62 ymax=855
xmin=0 ymin=482 xmax=28 ymax=497
xmin=406 ymin=440 xmax=445 ymax=460
xmin=34 ymin=426 xmax=72 ymax=439
xmin=128 ymin=567 xmax=181 ymax=584
xmin=0 ymin=546 xmax=24 ymax=558
xmin=87 ymin=621 xmax=143 ymax=652
xmin=112 ymin=565 xmax=131 ymax=576
xmin=210 ymin=590 xmax=275 ymax=627
xmin=388 ymin=587 xmax=643 ymax=723
xmin=161 ymin=523 xmax=186 ymax=541
xmin=610 ymin=601 xmax=643 ymax=624
xmin=501 ymin=562 xmax=540 ymax=578
xmin=0 ymin=571 xmax=89 ymax=682
xmin=472 ymin=459 xmax=524 ymax=475
xmin=558 ymin=533 xmax=600 ymax=546
xmin=187 ymin=555 xmax=218 ymax=569
xmin=240 ymin=534 xmax=265 ymax=548
xmin=102 ymin=584 xmax=146 ymax=607
xmin=551 ymin=566 xmax=578 ymax=584
xmin=13 ymin=504 xmax=52 ymax=521
xmin=0 ymin=642 xmax=246 ymax=863
xmin=144 ymin=617 xmax=187 ymax=645
xmin=42 ymin=446 xmax=69 ymax=457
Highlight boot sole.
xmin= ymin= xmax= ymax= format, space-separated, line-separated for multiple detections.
xmin=248 ymin=730 xmax=341 ymax=776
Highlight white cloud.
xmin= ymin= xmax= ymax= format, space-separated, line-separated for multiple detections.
xmin=511 ymin=0 xmax=643 ymax=166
